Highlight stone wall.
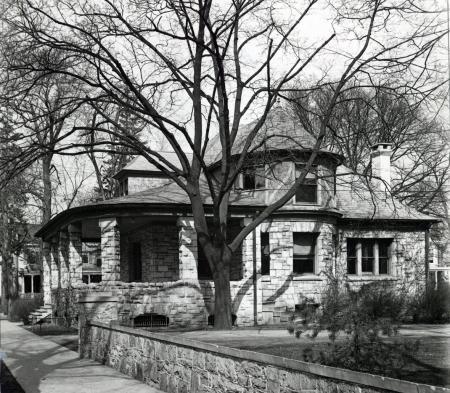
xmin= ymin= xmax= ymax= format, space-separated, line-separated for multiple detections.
xmin=258 ymin=219 xmax=335 ymax=324
xmin=121 ymin=224 xmax=180 ymax=282
xmin=337 ymin=226 xmax=427 ymax=294
xmin=80 ymin=321 xmax=447 ymax=393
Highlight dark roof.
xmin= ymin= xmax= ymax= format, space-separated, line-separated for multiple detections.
xmin=113 ymin=152 xmax=192 ymax=180
xmin=335 ymin=165 xmax=436 ymax=221
xmin=206 ymin=106 xmax=338 ymax=163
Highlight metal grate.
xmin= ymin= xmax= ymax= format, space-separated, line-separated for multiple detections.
xmin=133 ymin=313 xmax=169 ymax=328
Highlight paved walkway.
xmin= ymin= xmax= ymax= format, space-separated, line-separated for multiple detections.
xmin=0 ymin=319 xmax=163 ymax=393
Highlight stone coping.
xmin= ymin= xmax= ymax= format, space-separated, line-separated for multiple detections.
xmin=89 ymin=320 xmax=449 ymax=393
xmin=78 ymin=293 xmax=118 ymax=303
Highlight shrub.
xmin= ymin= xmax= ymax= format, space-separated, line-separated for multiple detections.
xmin=289 ymin=280 xmax=418 ymax=377
xmin=408 ymin=283 xmax=450 ymax=323
xmin=9 ymin=296 xmax=43 ymax=323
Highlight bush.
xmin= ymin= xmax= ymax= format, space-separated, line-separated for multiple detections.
xmin=9 ymin=296 xmax=43 ymax=323
xmin=408 ymin=284 xmax=450 ymax=323
xmin=289 ymin=280 xmax=419 ymax=377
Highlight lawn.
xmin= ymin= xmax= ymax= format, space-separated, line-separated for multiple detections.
xmin=173 ymin=324 xmax=450 ymax=388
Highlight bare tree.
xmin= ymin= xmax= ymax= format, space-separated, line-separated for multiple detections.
xmin=290 ymin=84 xmax=449 ymax=216
xmin=1 ymin=0 xmax=446 ymax=328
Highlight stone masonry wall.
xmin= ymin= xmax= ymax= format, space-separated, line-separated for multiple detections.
xmin=258 ymin=219 xmax=335 ymax=324
xmin=121 ymin=224 xmax=180 ymax=282
xmin=338 ymin=226 xmax=427 ymax=294
xmin=80 ymin=321 xmax=446 ymax=393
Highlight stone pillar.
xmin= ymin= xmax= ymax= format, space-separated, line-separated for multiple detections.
xmin=99 ymin=218 xmax=121 ymax=283
xmin=42 ymin=241 xmax=52 ymax=304
xmin=50 ymin=237 xmax=60 ymax=290
xmin=177 ymin=217 xmax=198 ymax=280
xmin=68 ymin=223 xmax=83 ymax=287
xmin=58 ymin=230 xmax=70 ymax=288
xmin=239 ymin=218 xmax=263 ymax=326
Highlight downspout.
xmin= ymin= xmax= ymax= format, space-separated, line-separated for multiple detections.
xmin=425 ymin=227 xmax=430 ymax=291
xmin=252 ymin=214 xmax=258 ymax=326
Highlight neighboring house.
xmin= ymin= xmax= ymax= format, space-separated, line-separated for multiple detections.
xmin=35 ymin=108 xmax=439 ymax=328
xmin=0 ymin=224 xmax=43 ymax=300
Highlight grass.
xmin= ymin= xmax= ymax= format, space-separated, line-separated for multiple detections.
xmin=233 ymin=336 xmax=450 ymax=387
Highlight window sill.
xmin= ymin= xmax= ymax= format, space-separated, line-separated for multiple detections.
xmin=293 ymin=275 xmax=324 ymax=281
xmin=261 ymin=276 xmax=271 ymax=282
xmin=347 ymin=275 xmax=398 ymax=281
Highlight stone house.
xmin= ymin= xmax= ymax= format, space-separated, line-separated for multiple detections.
xmin=35 ymin=109 xmax=438 ymax=328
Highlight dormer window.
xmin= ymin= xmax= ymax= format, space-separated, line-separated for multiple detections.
xmin=295 ymin=164 xmax=317 ymax=203
xmin=243 ymin=165 xmax=265 ymax=190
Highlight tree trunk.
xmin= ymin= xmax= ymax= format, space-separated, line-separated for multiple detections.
xmin=206 ymin=244 xmax=233 ymax=330
xmin=42 ymin=155 xmax=52 ymax=224
xmin=1 ymin=254 xmax=9 ymax=314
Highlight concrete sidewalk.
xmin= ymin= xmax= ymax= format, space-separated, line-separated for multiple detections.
xmin=0 ymin=319 xmax=163 ymax=393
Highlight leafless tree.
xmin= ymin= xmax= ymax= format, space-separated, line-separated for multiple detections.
xmin=290 ymin=84 xmax=449 ymax=216
xmin=1 ymin=0 xmax=446 ymax=328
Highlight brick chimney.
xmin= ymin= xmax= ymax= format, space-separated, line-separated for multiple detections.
xmin=371 ymin=143 xmax=392 ymax=190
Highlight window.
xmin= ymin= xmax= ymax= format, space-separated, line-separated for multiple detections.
xmin=295 ymin=164 xmax=317 ymax=203
xmin=347 ymin=239 xmax=357 ymax=275
xmin=361 ymin=240 xmax=374 ymax=273
xmin=130 ymin=242 xmax=142 ymax=282
xmin=378 ymin=239 xmax=390 ymax=274
xmin=293 ymin=233 xmax=317 ymax=274
xmin=23 ymin=274 xmax=40 ymax=293
xmin=243 ymin=165 xmax=265 ymax=190
xmin=261 ymin=232 xmax=270 ymax=276
xmin=83 ymin=274 xmax=102 ymax=284
xmin=346 ymin=238 xmax=392 ymax=275
xmin=33 ymin=275 xmax=41 ymax=293
xmin=24 ymin=275 xmax=32 ymax=293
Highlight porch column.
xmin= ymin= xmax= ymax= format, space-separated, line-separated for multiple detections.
xmin=68 ymin=223 xmax=83 ymax=287
xmin=241 ymin=218 xmax=263 ymax=325
xmin=58 ymin=230 xmax=70 ymax=288
xmin=42 ymin=241 xmax=52 ymax=304
xmin=50 ymin=237 xmax=60 ymax=290
xmin=177 ymin=217 xmax=198 ymax=280
xmin=356 ymin=241 xmax=362 ymax=276
xmin=99 ymin=218 xmax=121 ymax=283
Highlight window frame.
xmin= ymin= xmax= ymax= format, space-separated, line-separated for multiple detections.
xmin=260 ymin=232 xmax=270 ymax=276
xmin=346 ymin=238 xmax=392 ymax=276
xmin=294 ymin=163 xmax=318 ymax=204
xmin=242 ymin=164 xmax=266 ymax=190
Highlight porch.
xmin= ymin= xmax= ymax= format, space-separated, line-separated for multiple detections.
xmin=42 ymin=215 xmax=262 ymax=328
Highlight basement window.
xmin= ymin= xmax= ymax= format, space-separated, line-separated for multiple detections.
xmin=133 ymin=313 xmax=169 ymax=328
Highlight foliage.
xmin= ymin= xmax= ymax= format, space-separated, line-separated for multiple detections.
xmin=289 ymin=280 xmax=419 ymax=377
xmin=408 ymin=283 xmax=450 ymax=323
xmin=52 ymin=286 xmax=79 ymax=328
xmin=9 ymin=296 xmax=43 ymax=323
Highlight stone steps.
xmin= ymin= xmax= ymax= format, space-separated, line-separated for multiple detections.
xmin=28 ymin=304 xmax=52 ymax=325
